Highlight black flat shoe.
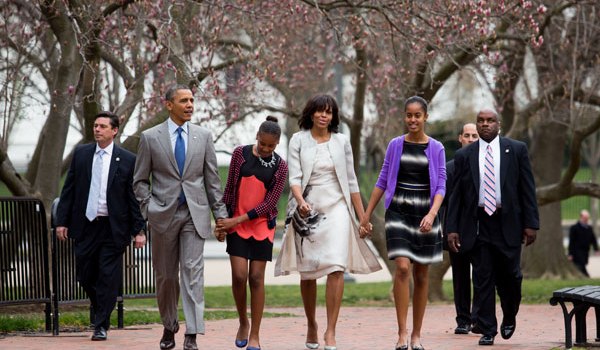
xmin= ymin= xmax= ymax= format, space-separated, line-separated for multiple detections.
xmin=395 ymin=344 xmax=408 ymax=350
xmin=500 ymin=320 xmax=516 ymax=339
xmin=478 ymin=335 xmax=495 ymax=346
xmin=411 ymin=343 xmax=425 ymax=350
xmin=91 ymin=327 xmax=107 ymax=341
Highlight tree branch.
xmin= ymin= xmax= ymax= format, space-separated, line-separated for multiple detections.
xmin=0 ymin=145 xmax=32 ymax=196
xmin=537 ymin=182 xmax=600 ymax=206
xmin=560 ymin=113 xmax=600 ymax=187
xmin=100 ymin=48 xmax=135 ymax=86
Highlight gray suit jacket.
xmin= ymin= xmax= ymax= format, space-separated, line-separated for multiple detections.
xmin=133 ymin=120 xmax=227 ymax=237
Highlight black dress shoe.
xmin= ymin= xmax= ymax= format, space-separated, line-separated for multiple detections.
xmin=160 ymin=324 xmax=179 ymax=350
xmin=478 ymin=335 xmax=494 ymax=346
xmin=91 ymin=327 xmax=107 ymax=341
xmin=454 ymin=323 xmax=472 ymax=334
xmin=500 ymin=320 xmax=516 ymax=339
xmin=184 ymin=334 xmax=198 ymax=350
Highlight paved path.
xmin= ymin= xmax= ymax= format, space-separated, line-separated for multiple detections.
xmin=1 ymin=304 xmax=597 ymax=349
xmin=3 ymin=246 xmax=600 ymax=349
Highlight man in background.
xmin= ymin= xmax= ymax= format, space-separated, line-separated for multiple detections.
xmin=568 ymin=209 xmax=599 ymax=277
xmin=442 ymin=123 xmax=478 ymax=335
xmin=56 ymin=111 xmax=146 ymax=341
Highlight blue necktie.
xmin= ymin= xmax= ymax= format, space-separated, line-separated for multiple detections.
xmin=175 ymin=127 xmax=186 ymax=205
xmin=86 ymin=149 xmax=105 ymax=221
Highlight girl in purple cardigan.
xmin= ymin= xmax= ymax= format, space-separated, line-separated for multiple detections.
xmin=361 ymin=96 xmax=446 ymax=350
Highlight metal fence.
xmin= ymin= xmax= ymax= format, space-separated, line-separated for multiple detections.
xmin=0 ymin=197 xmax=156 ymax=335
xmin=50 ymin=198 xmax=156 ymax=334
xmin=0 ymin=197 xmax=52 ymax=331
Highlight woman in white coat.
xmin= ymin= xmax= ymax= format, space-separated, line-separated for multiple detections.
xmin=275 ymin=94 xmax=381 ymax=350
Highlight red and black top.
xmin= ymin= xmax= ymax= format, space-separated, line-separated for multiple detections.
xmin=222 ymin=145 xmax=288 ymax=242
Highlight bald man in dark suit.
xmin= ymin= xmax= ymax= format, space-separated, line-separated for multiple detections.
xmin=447 ymin=109 xmax=539 ymax=346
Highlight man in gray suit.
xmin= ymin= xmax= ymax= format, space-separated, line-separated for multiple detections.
xmin=134 ymin=84 xmax=227 ymax=350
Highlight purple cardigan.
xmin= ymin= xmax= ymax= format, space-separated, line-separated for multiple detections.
xmin=375 ymin=135 xmax=446 ymax=209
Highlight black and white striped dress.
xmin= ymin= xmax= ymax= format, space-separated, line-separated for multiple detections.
xmin=384 ymin=141 xmax=442 ymax=264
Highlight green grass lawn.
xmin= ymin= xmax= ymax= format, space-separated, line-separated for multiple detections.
xmin=2 ymin=278 xmax=599 ymax=333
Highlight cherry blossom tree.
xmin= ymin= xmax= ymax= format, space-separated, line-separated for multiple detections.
xmin=1 ymin=0 xmax=599 ymax=285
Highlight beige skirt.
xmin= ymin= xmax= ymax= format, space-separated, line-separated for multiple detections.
xmin=274 ymin=183 xmax=382 ymax=279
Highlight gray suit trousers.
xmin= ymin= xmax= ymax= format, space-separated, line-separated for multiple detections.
xmin=152 ymin=204 xmax=206 ymax=334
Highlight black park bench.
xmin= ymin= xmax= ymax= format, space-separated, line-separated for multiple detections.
xmin=549 ymin=285 xmax=600 ymax=349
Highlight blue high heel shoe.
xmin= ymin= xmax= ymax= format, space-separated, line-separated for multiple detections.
xmin=247 ymin=347 xmax=261 ymax=350
xmin=235 ymin=339 xmax=248 ymax=348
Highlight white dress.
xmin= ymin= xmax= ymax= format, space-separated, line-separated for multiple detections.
xmin=276 ymin=142 xmax=381 ymax=280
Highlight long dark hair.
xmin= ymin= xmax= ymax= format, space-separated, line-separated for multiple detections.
xmin=298 ymin=94 xmax=339 ymax=133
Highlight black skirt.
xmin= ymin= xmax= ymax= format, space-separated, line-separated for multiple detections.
xmin=226 ymin=231 xmax=273 ymax=261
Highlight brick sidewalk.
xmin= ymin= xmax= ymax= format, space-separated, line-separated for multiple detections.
xmin=0 ymin=304 xmax=593 ymax=350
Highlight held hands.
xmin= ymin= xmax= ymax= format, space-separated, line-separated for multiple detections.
xmin=214 ymin=228 xmax=227 ymax=242
xmin=214 ymin=218 xmax=233 ymax=242
xmin=217 ymin=217 xmax=239 ymax=231
xmin=358 ymin=216 xmax=373 ymax=239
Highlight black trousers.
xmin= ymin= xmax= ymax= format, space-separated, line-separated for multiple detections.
xmin=470 ymin=208 xmax=522 ymax=337
xmin=449 ymin=249 xmax=473 ymax=326
xmin=74 ymin=217 xmax=124 ymax=330
xmin=573 ymin=261 xmax=590 ymax=277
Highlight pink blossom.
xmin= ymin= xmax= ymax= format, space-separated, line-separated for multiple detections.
xmin=537 ymin=5 xmax=547 ymax=14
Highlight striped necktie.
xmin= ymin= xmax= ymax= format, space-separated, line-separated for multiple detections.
xmin=483 ymin=145 xmax=496 ymax=216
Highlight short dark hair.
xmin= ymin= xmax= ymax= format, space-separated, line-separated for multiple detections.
xmin=165 ymin=84 xmax=191 ymax=102
xmin=95 ymin=111 xmax=119 ymax=129
xmin=258 ymin=116 xmax=281 ymax=139
xmin=404 ymin=95 xmax=428 ymax=114
xmin=298 ymin=94 xmax=339 ymax=133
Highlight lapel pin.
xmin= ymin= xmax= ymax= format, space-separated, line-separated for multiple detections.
xmin=505 ymin=149 xmax=509 ymax=153
xmin=116 ymin=157 xmax=120 ymax=161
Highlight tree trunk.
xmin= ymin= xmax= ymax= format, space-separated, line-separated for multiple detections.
xmin=522 ymin=120 xmax=580 ymax=278
xmin=350 ymin=46 xmax=367 ymax=175
xmin=21 ymin=2 xmax=83 ymax=209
